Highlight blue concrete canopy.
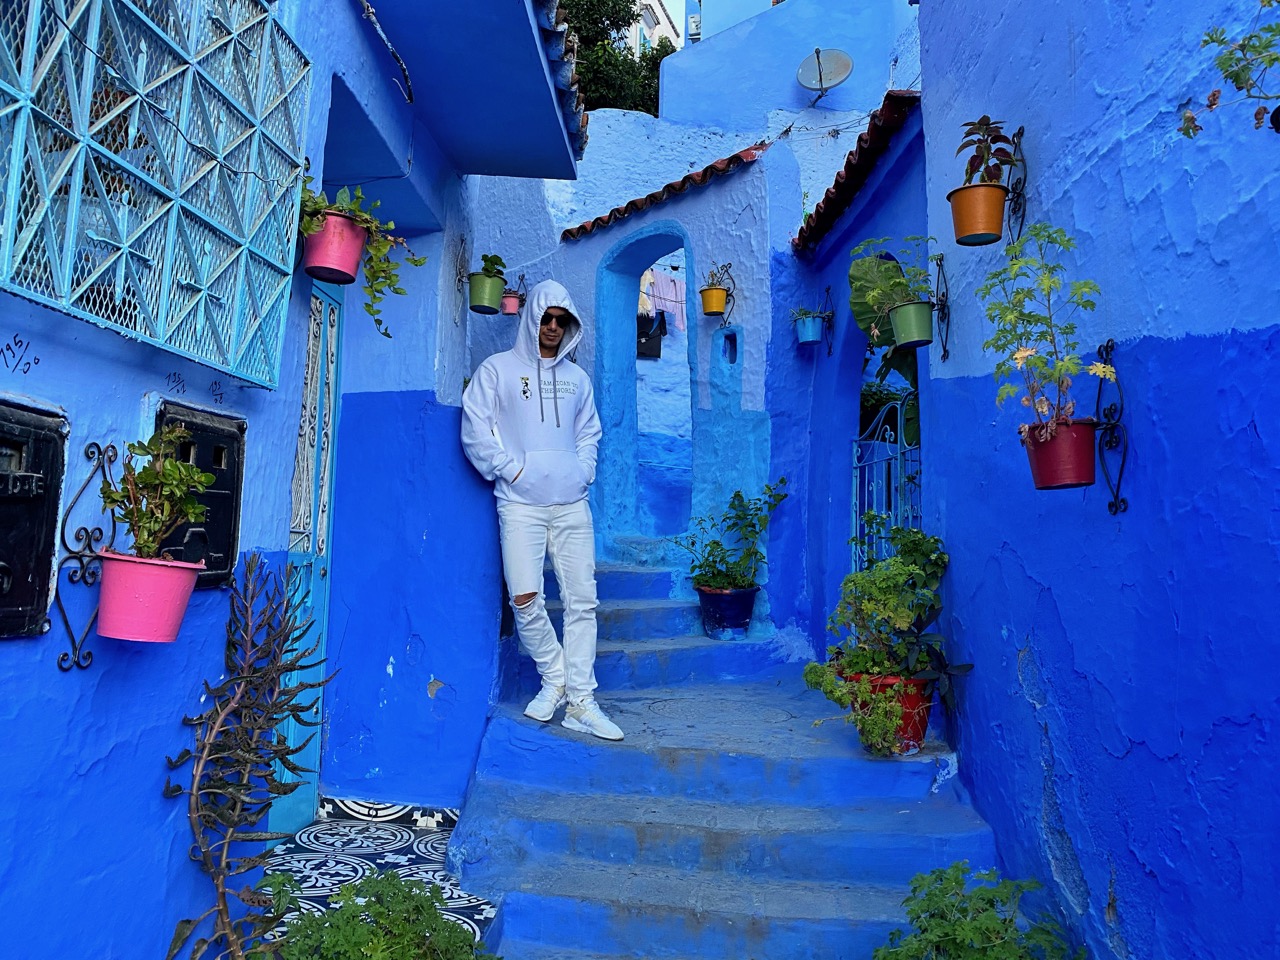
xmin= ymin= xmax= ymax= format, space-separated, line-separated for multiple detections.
xmin=372 ymin=0 xmax=583 ymax=179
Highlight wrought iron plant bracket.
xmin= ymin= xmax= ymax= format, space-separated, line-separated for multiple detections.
xmin=933 ymin=253 xmax=951 ymax=362
xmin=51 ymin=443 xmax=118 ymax=672
xmin=1005 ymin=126 xmax=1028 ymax=244
xmin=821 ymin=285 xmax=836 ymax=357
xmin=716 ymin=262 xmax=737 ymax=328
xmin=1094 ymin=339 xmax=1128 ymax=515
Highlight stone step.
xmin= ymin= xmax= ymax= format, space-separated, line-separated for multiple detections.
xmin=493 ymin=943 xmax=700 ymax=960
xmin=490 ymin=858 xmax=908 ymax=960
xmin=546 ymin=598 xmax=704 ymax=642
xmin=471 ymin=671 xmax=956 ymax=806
xmin=602 ymin=535 xmax=688 ymax=568
xmin=508 ymin=635 xmax=790 ymax=694
xmin=545 ymin=564 xmax=678 ymax=602
xmin=451 ymin=785 xmax=995 ymax=888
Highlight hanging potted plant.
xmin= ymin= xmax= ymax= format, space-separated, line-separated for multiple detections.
xmin=946 ymin=116 xmax=1018 ymax=246
xmin=699 ymin=261 xmax=733 ymax=317
xmin=97 ymin=425 xmax=214 ymax=643
xmin=790 ymin=307 xmax=832 ymax=346
xmin=670 ymin=478 xmax=788 ymax=640
xmin=977 ymin=222 xmax=1116 ymax=489
xmin=804 ymin=516 xmax=970 ymax=757
xmin=468 ymin=254 xmax=507 ymax=314
xmin=500 ymin=272 xmax=528 ymax=316
xmin=299 ymin=179 xmax=429 ymax=338
xmin=849 ymin=236 xmax=936 ymax=349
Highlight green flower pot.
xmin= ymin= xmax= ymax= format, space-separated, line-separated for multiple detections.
xmin=469 ymin=273 xmax=505 ymax=315
xmin=888 ymin=300 xmax=934 ymax=348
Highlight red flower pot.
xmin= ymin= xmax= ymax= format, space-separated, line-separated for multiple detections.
xmin=1023 ymin=418 xmax=1097 ymax=489
xmin=302 ymin=212 xmax=368 ymax=285
xmin=500 ymin=293 xmax=522 ymax=315
xmin=852 ymin=674 xmax=933 ymax=754
xmin=97 ymin=550 xmax=204 ymax=643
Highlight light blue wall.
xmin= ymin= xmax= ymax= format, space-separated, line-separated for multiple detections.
xmin=915 ymin=1 xmax=1280 ymax=957
xmin=698 ymin=0 xmax=774 ymax=40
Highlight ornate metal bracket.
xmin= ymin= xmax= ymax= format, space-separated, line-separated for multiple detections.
xmin=706 ymin=261 xmax=736 ymax=328
xmin=932 ymin=253 xmax=951 ymax=362
xmin=820 ymin=285 xmax=836 ymax=357
xmin=52 ymin=443 xmax=118 ymax=671
xmin=1006 ymin=126 xmax=1028 ymax=244
xmin=1094 ymin=339 xmax=1128 ymax=515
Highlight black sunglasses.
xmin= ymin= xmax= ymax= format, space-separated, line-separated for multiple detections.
xmin=540 ymin=313 xmax=569 ymax=328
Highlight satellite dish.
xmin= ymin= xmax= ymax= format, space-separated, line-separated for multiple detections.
xmin=797 ymin=48 xmax=853 ymax=94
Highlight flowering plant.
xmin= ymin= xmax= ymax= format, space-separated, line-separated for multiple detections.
xmin=976 ymin=223 xmax=1115 ymax=442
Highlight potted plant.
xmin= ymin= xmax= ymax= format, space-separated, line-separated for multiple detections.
xmin=790 ymin=307 xmax=832 ymax=346
xmin=468 ymin=254 xmax=507 ymax=314
xmin=849 ymin=237 xmax=936 ymax=349
xmin=803 ymin=516 xmax=970 ymax=756
xmin=500 ymin=286 xmax=524 ymax=315
xmin=278 ymin=872 xmax=498 ymax=959
xmin=97 ymin=424 xmax=213 ymax=643
xmin=946 ymin=116 xmax=1018 ymax=246
xmin=299 ymin=179 xmax=429 ymax=338
xmin=670 ymin=478 xmax=788 ymax=640
xmin=873 ymin=860 xmax=1086 ymax=959
xmin=699 ymin=261 xmax=733 ymax=317
xmin=976 ymin=222 xmax=1116 ymax=490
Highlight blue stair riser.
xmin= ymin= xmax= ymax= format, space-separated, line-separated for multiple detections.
xmin=496 ymin=892 xmax=902 ymax=960
xmin=508 ymin=641 xmax=787 ymax=694
xmin=453 ymin=812 xmax=995 ymax=887
xmin=545 ymin=567 xmax=676 ymax=602
xmin=474 ymin=720 xmax=943 ymax=804
xmin=547 ymin=603 xmax=703 ymax=641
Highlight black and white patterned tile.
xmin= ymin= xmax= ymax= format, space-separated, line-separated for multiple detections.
xmin=265 ymin=799 xmax=494 ymax=942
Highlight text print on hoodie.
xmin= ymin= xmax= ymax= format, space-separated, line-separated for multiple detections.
xmin=461 ymin=280 xmax=603 ymax=506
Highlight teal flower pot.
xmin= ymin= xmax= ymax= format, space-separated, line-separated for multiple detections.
xmin=794 ymin=314 xmax=824 ymax=345
xmin=888 ymin=300 xmax=934 ymax=348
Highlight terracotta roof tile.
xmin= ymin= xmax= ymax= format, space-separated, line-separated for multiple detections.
xmin=791 ymin=90 xmax=921 ymax=254
xmin=561 ymin=142 xmax=768 ymax=242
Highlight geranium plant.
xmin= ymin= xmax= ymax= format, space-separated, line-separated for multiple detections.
xmin=300 ymin=178 xmax=428 ymax=337
xmin=1180 ymin=0 xmax=1280 ymax=138
xmin=100 ymin=424 xmax=214 ymax=559
xmin=977 ymin=223 xmax=1115 ymax=443
xmin=670 ymin=478 xmax=788 ymax=590
xmin=956 ymin=115 xmax=1017 ymax=185
xmin=478 ymin=253 xmax=507 ymax=281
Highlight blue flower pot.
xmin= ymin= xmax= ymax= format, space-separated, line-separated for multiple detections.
xmin=795 ymin=314 xmax=825 ymax=345
xmin=695 ymin=586 xmax=759 ymax=640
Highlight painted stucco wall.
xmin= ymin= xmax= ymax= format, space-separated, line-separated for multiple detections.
xmin=915 ymin=2 xmax=1280 ymax=957
xmin=697 ymin=0 xmax=775 ymax=41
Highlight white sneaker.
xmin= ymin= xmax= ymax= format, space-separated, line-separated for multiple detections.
xmin=524 ymin=684 xmax=566 ymax=722
xmin=562 ymin=698 xmax=624 ymax=741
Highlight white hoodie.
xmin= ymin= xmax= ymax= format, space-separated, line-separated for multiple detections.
xmin=461 ymin=280 xmax=603 ymax=506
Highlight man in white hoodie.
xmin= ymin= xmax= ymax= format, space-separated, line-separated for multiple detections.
xmin=461 ymin=279 xmax=623 ymax=741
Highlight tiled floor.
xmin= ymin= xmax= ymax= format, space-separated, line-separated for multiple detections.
xmin=264 ymin=798 xmax=497 ymax=941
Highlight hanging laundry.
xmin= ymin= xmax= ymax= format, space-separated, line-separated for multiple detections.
xmin=650 ymin=272 xmax=686 ymax=332
xmin=638 ymin=268 xmax=656 ymax=315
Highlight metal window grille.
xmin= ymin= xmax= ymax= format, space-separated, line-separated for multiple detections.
xmin=0 ymin=0 xmax=311 ymax=386
xmin=852 ymin=393 xmax=921 ymax=570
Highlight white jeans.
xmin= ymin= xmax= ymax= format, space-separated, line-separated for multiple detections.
xmin=497 ymin=499 xmax=599 ymax=701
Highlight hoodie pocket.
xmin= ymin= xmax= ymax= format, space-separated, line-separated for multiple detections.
xmin=514 ymin=449 xmax=589 ymax=505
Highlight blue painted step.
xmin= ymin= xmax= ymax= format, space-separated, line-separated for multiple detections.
xmin=468 ymin=673 xmax=956 ymax=806
xmin=509 ymin=635 xmax=789 ymax=695
xmin=490 ymin=859 xmax=908 ymax=960
xmin=545 ymin=564 xmax=676 ymax=601
xmin=453 ymin=786 xmax=994 ymax=888
xmin=546 ymin=598 xmax=703 ymax=642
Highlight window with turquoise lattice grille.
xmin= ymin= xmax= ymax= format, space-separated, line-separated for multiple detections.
xmin=0 ymin=0 xmax=311 ymax=387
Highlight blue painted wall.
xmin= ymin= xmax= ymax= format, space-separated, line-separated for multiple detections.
xmin=915 ymin=1 xmax=1280 ymax=956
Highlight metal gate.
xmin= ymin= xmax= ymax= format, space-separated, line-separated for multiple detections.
xmin=852 ymin=392 xmax=921 ymax=570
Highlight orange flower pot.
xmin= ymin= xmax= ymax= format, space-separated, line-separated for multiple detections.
xmin=945 ymin=182 xmax=1010 ymax=247
xmin=700 ymin=285 xmax=729 ymax=316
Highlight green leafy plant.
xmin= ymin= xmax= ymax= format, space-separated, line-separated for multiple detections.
xmin=1181 ymin=0 xmax=1280 ymax=137
xmin=299 ymin=178 xmax=428 ymax=338
xmin=874 ymin=860 xmax=1086 ymax=959
xmin=476 ymin=254 xmax=507 ymax=280
xmin=100 ymin=424 xmax=214 ymax=560
xmin=849 ymin=237 xmax=935 ymax=405
xmin=670 ymin=478 xmax=788 ymax=590
xmin=165 ymin=554 xmax=332 ymax=960
xmin=802 ymin=666 xmax=907 ymax=757
xmin=278 ymin=872 xmax=500 ymax=960
xmin=956 ymin=116 xmax=1017 ymax=185
xmin=790 ymin=307 xmax=833 ymax=326
xmin=561 ymin=0 xmax=675 ymax=115
xmin=976 ymin=223 xmax=1116 ymax=443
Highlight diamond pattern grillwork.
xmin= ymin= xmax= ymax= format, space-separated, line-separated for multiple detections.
xmin=1 ymin=0 xmax=310 ymax=386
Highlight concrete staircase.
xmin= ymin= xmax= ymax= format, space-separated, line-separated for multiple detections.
xmin=448 ymin=563 xmax=996 ymax=960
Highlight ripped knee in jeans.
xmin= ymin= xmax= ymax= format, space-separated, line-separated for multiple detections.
xmin=513 ymin=592 xmax=537 ymax=608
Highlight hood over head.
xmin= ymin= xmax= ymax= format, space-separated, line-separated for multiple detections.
xmin=514 ymin=279 xmax=585 ymax=366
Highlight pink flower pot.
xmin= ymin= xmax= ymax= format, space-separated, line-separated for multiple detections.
xmin=302 ymin=212 xmax=368 ymax=285
xmin=97 ymin=550 xmax=204 ymax=643
xmin=500 ymin=293 xmax=522 ymax=315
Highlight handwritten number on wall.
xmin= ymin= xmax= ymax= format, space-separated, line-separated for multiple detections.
xmin=1 ymin=334 xmax=40 ymax=375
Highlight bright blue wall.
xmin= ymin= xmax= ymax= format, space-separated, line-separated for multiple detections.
xmin=918 ymin=1 xmax=1280 ymax=956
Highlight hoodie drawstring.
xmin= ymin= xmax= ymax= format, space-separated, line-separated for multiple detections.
xmin=553 ymin=369 xmax=561 ymax=428
xmin=536 ymin=357 xmax=545 ymax=424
